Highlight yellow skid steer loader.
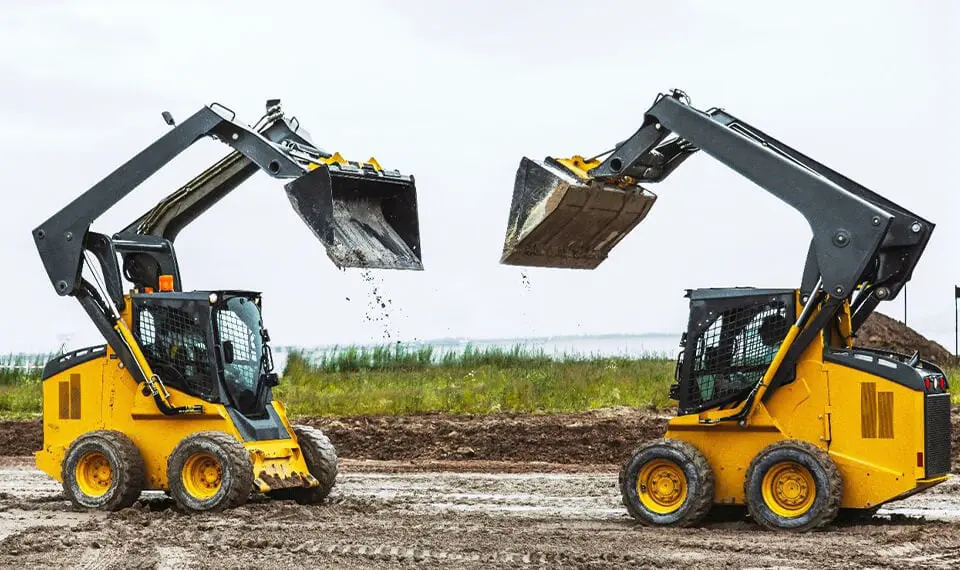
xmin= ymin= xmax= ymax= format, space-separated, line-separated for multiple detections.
xmin=32 ymin=99 xmax=422 ymax=512
xmin=500 ymin=89 xmax=950 ymax=531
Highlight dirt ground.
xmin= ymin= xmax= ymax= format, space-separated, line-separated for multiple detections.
xmin=1 ymin=407 xmax=960 ymax=568
xmin=1 ymin=456 xmax=960 ymax=569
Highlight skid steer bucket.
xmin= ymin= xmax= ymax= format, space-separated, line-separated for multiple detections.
xmin=284 ymin=162 xmax=422 ymax=270
xmin=500 ymin=157 xmax=657 ymax=269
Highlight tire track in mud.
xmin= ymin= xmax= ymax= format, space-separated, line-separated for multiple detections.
xmin=76 ymin=545 xmax=151 ymax=570
xmin=155 ymin=546 xmax=193 ymax=569
xmin=233 ymin=537 xmax=671 ymax=567
xmin=215 ymin=517 xmax=960 ymax=570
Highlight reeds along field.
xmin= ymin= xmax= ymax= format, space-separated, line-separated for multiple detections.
xmin=276 ymin=345 xmax=678 ymax=417
xmin=0 ymin=346 xmax=678 ymax=418
xmin=0 ymin=353 xmax=51 ymax=418
xmin=1 ymin=347 xmax=958 ymax=419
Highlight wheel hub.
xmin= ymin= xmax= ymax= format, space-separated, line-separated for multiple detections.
xmin=763 ymin=461 xmax=815 ymax=517
xmin=651 ymin=469 xmax=683 ymax=503
xmin=182 ymin=452 xmax=223 ymax=500
xmin=637 ymin=459 xmax=688 ymax=514
xmin=75 ymin=451 xmax=113 ymax=497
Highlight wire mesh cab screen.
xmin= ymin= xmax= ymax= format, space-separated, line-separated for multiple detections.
xmin=676 ymin=288 xmax=795 ymax=414
xmin=215 ymin=297 xmax=263 ymax=397
xmin=132 ymin=296 xmax=218 ymax=401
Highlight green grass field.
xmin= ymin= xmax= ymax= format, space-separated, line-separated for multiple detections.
xmin=0 ymin=353 xmax=51 ymax=418
xmin=1 ymin=347 xmax=957 ymax=419
xmin=276 ymin=346 xmax=676 ymax=417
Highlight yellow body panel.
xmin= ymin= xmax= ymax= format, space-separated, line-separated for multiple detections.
xmin=666 ymin=324 xmax=947 ymax=509
xmin=37 ymin=345 xmax=314 ymax=493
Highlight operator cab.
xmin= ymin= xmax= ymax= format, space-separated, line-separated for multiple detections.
xmin=671 ymin=287 xmax=794 ymax=415
xmin=671 ymin=285 xmax=951 ymax=452
xmin=131 ymin=289 xmax=278 ymax=419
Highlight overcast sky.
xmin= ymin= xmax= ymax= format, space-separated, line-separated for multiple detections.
xmin=1 ymin=0 xmax=957 ymax=353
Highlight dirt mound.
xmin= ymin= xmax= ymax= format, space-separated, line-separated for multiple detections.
xmin=0 ymin=410 xmax=668 ymax=464
xmin=300 ymin=407 xmax=668 ymax=465
xmin=856 ymin=312 xmax=957 ymax=367
xmin=0 ymin=420 xmax=41 ymax=456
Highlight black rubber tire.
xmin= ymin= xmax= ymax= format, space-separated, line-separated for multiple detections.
xmin=269 ymin=425 xmax=338 ymax=504
xmin=744 ymin=440 xmax=842 ymax=532
xmin=62 ymin=430 xmax=145 ymax=511
xmin=618 ymin=438 xmax=714 ymax=527
xmin=166 ymin=431 xmax=254 ymax=512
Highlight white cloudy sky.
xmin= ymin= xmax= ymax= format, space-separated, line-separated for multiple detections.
xmin=0 ymin=0 xmax=957 ymax=352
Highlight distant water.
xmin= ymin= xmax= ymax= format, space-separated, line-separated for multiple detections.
xmin=420 ymin=334 xmax=684 ymax=359
xmin=274 ymin=334 xmax=683 ymax=372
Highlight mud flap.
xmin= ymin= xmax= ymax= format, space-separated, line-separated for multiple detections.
xmin=284 ymin=164 xmax=422 ymax=270
xmin=500 ymin=157 xmax=657 ymax=269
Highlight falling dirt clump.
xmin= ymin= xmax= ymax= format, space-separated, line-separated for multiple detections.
xmin=856 ymin=312 xmax=957 ymax=367
xmin=358 ymin=269 xmax=397 ymax=341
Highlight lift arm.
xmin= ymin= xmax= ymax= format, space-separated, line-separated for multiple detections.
xmin=598 ymin=93 xmax=932 ymax=332
xmin=588 ymin=91 xmax=933 ymax=397
xmin=32 ymin=100 xmax=421 ymax=414
xmin=107 ymin=105 xmax=327 ymax=308
xmin=118 ymin=102 xmax=325 ymax=244
xmin=501 ymin=90 xmax=934 ymax=407
xmin=33 ymin=103 xmax=312 ymax=298
xmin=31 ymin=103 xmax=328 ymax=414
xmin=587 ymin=91 xmax=932 ymax=311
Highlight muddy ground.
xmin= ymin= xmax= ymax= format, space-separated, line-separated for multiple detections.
xmin=2 ymin=408 xmax=960 ymax=568
xmin=2 ymin=456 xmax=960 ymax=569
xmin=0 ymin=458 xmax=960 ymax=568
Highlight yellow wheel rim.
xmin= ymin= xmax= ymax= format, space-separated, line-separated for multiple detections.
xmin=637 ymin=459 xmax=688 ymax=514
xmin=181 ymin=452 xmax=222 ymax=500
xmin=762 ymin=461 xmax=816 ymax=518
xmin=75 ymin=451 xmax=113 ymax=497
